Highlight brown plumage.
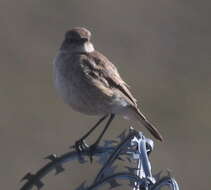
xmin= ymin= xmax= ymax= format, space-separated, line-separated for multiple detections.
xmin=54 ymin=27 xmax=163 ymax=142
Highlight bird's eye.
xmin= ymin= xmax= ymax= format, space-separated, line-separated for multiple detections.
xmin=81 ymin=38 xmax=88 ymax=43
xmin=66 ymin=38 xmax=87 ymax=44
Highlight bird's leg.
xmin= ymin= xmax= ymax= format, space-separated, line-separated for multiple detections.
xmin=88 ymin=114 xmax=115 ymax=162
xmin=92 ymin=114 xmax=115 ymax=147
xmin=73 ymin=115 xmax=109 ymax=152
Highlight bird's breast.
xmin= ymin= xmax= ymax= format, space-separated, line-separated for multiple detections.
xmin=53 ymin=53 xmax=108 ymax=115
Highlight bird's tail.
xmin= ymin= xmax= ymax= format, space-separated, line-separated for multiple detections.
xmin=136 ymin=109 xmax=163 ymax=141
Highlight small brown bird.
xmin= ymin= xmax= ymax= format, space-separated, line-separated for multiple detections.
xmin=53 ymin=27 xmax=163 ymax=150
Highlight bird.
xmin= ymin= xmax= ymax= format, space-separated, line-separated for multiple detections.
xmin=53 ymin=27 xmax=163 ymax=151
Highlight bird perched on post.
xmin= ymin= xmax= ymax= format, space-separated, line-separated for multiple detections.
xmin=53 ymin=27 xmax=163 ymax=151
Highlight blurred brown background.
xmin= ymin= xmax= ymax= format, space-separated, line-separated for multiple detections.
xmin=0 ymin=0 xmax=211 ymax=189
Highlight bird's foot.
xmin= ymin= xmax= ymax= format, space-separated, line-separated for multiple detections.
xmin=71 ymin=139 xmax=99 ymax=162
xmin=72 ymin=139 xmax=89 ymax=153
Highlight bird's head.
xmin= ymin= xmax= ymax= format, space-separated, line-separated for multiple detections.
xmin=60 ymin=27 xmax=94 ymax=53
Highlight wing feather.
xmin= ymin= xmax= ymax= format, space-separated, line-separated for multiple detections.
xmin=80 ymin=51 xmax=137 ymax=106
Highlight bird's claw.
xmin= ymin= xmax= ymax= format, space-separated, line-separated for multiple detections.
xmin=72 ymin=139 xmax=89 ymax=153
xmin=71 ymin=139 xmax=98 ymax=163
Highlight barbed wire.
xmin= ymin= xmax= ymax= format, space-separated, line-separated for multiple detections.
xmin=20 ymin=127 xmax=179 ymax=190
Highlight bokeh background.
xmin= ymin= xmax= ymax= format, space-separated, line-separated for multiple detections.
xmin=0 ymin=0 xmax=210 ymax=189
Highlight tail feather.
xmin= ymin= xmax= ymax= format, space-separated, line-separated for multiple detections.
xmin=137 ymin=109 xmax=163 ymax=142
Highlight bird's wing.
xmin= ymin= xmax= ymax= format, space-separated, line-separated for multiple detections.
xmin=79 ymin=51 xmax=137 ymax=106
